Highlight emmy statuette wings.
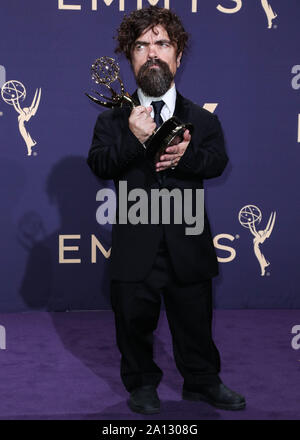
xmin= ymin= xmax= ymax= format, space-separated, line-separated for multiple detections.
xmin=86 ymin=56 xmax=193 ymax=158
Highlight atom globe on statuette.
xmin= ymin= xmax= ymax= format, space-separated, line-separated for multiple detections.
xmin=238 ymin=205 xmax=262 ymax=229
xmin=1 ymin=80 xmax=26 ymax=106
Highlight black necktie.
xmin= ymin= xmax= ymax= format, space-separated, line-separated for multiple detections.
xmin=151 ymin=100 xmax=166 ymax=185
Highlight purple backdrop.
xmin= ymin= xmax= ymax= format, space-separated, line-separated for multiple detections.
xmin=0 ymin=0 xmax=299 ymax=311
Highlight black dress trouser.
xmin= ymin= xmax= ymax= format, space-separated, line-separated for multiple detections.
xmin=110 ymin=237 xmax=222 ymax=392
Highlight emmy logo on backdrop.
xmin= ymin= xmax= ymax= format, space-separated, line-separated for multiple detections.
xmin=1 ymin=80 xmax=41 ymax=156
xmin=239 ymin=205 xmax=276 ymax=276
xmin=261 ymin=0 xmax=277 ymax=29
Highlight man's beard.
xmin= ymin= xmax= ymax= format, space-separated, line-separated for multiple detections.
xmin=135 ymin=58 xmax=174 ymax=97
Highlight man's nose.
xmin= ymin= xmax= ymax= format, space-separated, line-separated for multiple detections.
xmin=148 ymin=44 xmax=158 ymax=59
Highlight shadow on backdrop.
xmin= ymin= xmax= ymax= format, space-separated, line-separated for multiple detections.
xmin=19 ymin=155 xmax=112 ymax=311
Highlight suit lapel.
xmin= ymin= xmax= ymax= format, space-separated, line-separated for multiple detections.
xmin=174 ymin=90 xmax=190 ymax=123
xmin=131 ymin=90 xmax=140 ymax=106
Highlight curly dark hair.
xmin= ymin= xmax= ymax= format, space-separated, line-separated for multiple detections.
xmin=114 ymin=6 xmax=189 ymax=60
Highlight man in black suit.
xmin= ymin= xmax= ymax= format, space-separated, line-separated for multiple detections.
xmin=87 ymin=6 xmax=246 ymax=414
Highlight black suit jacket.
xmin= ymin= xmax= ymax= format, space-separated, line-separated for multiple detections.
xmin=87 ymin=90 xmax=228 ymax=283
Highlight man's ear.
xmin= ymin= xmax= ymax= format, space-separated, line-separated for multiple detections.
xmin=177 ymin=52 xmax=183 ymax=68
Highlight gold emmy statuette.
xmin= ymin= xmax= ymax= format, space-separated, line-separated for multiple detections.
xmin=86 ymin=56 xmax=193 ymax=158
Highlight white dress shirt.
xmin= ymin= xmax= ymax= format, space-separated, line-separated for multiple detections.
xmin=137 ymin=83 xmax=177 ymax=122
xmin=137 ymin=84 xmax=177 ymax=151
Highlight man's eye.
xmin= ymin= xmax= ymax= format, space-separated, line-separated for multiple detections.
xmin=136 ymin=44 xmax=144 ymax=50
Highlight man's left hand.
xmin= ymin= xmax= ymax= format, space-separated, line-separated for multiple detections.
xmin=155 ymin=129 xmax=191 ymax=172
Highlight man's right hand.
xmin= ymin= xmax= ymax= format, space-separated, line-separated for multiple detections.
xmin=129 ymin=106 xmax=156 ymax=144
